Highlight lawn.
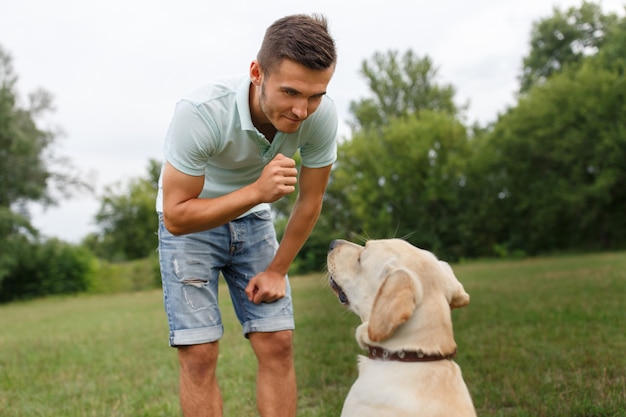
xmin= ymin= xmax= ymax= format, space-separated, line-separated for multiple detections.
xmin=1 ymin=250 xmax=625 ymax=416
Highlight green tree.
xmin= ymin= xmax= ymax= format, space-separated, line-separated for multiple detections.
xmin=453 ymin=5 xmax=626 ymax=258
xmin=349 ymin=50 xmax=461 ymax=131
xmin=596 ymin=5 xmax=626 ymax=70
xmin=316 ymin=50 xmax=469 ymax=258
xmin=87 ymin=159 xmax=161 ymax=261
xmin=488 ymin=51 xmax=626 ymax=253
xmin=0 ymin=45 xmax=90 ymax=289
xmin=0 ymin=47 xmax=50 ymax=251
xmin=450 ymin=137 xmax=496 ymax=258
xmin=327 ymin=111 xmax=470 ymax=259
xmin=519 ymin=1 xmax=619 ymax=93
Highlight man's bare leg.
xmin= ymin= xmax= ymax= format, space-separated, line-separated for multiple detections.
xmin=178 ymin=342 xmax=223 ymax=417
xmin=249 ymin=330 xmax=296 ymax=417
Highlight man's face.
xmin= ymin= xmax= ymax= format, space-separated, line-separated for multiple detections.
xmin=253 ymin=59 xmax=334 ymax=134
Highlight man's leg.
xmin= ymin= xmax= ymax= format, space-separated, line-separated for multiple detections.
xmin=178 ymin=342 xmax=223 ymax=417
xmin=249 ymin=330 xmax=296 ymax=417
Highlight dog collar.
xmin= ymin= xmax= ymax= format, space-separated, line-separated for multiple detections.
xmin=367 ymin=346 xmax=457 ymax=362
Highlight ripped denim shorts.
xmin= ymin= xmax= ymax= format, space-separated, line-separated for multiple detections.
xmin=157 ymin=210 xmax=294 ymax=347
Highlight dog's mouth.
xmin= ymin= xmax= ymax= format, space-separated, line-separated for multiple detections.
xmin=329 ymin=277 xmax=349 ymax=305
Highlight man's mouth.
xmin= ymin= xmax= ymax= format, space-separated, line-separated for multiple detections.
xmin=283 ymin=113 xmax=303 ymax=123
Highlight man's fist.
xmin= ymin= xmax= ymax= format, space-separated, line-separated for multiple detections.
xmin=257 ymin=153 xmax=298 ymax=203
xmin=245 ymin=271 xmax=287 ymax=304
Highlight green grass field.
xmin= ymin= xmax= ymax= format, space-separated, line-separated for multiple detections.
xmin=1 ymin=251 xmax=625 ymax=416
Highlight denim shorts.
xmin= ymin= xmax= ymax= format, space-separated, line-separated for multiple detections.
xmin=157 ymin=210 xmax=295 ymax=347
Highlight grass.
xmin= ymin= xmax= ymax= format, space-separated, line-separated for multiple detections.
xmin=456 ymin=252 xmax=626 ymax=416
xmin=1 ymin=251 xmax=625 ymax=416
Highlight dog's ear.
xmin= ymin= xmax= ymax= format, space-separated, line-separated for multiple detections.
xmin=450 ymin=283 xmax=470 ymax=309
xmin=440 ymin=261 xmax=470 ymax=309
xmin=368 ymin=269 xmax=419 ymax=342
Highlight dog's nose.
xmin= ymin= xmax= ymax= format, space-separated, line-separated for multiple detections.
xmin=328 ymin=239 xmax=341 ymax=252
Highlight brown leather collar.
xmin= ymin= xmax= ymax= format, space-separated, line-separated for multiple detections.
xmin=367 ymin=345 xmax=457 ymax=362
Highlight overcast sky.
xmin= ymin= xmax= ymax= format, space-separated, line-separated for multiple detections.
xmin=1 ymin=0 xmax=624 ymax=243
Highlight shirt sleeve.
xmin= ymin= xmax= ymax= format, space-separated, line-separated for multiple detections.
xmin=163 ymin=99 xmax=218 ymax=176
xmin=299 ymin=96 xmax=339 ymax=168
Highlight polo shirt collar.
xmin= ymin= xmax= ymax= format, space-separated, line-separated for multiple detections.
xmin=236 ymin=77 xmax=256 ymax=132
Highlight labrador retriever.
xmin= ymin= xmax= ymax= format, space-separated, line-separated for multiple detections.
xmin=327 ymin=238 xmax=476 ymax=417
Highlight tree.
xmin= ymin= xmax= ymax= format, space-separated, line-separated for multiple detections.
xmin=312 ymin=50 xmax=470 ymax=260
xmin=596 ymin=5 xmax=626 ymax=70
xmin=326 ymin=111 xmax=471 ymax=260
xmin=454 ymin=5 xmax=626 ymax=257
xmin=348 ymin=50 xmax=461 ymax=131
xmin=0 ymin=47 xmax=50 ymax=240
xmin=0 ymin=45 xmax=90 ymax=289
xmin=488 ymin=51 xmax=626 ymax=253
xmin=519 ymin=1 xmax=619 ymax=93
xmin=86 ymin=159 xmax=161 ymax=261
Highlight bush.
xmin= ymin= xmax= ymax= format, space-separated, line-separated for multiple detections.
xmin=0 ymin=238 xmax=97 ymax=303
xmin=87 ymin=254 xmax=161 ymax=295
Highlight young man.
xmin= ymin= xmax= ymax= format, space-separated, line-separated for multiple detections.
xmin=156 ymin=14 xmax=338 ymax=417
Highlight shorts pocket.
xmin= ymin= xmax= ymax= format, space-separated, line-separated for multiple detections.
xmin=251 ymin=210 xmax=273 ymax=221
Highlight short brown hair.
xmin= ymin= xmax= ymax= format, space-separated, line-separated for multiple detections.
xmin=257 ymin=14 xmax=337 ymax=75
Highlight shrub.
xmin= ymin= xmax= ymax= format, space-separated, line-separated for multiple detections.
xmin=0 ymin=238 xmax=96 ymax=303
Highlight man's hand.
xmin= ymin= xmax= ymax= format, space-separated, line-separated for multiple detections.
xmin=245 ymin=270 xmax=287 ymax=304
xmin=256 ymin=154 xmax=298 ymax=203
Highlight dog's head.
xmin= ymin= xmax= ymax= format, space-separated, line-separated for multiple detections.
xmin=327 ymin=238 xmax=469 ymax=351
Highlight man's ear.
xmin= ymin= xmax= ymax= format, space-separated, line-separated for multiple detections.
xmin=249 ymin=60 xmax=263 ymax=86
xmin=368 ymin=270 xmax=419 ymax=342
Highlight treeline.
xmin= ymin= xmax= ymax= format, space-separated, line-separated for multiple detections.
xmin=1 ymin=2 xmax=624 ymax=302
xmin=292 ymin=2 xmax=626 ymax=269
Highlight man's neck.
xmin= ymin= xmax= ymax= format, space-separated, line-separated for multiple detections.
xmin=248 ymin=83 xmax=277 ymax=141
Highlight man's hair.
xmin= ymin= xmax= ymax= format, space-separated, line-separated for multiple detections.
xmin=257 ymin=14 xmax=337 ymax=75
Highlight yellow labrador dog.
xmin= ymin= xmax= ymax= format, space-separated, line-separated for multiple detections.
xmin=327 ymin=238 xmax=476 ymax=417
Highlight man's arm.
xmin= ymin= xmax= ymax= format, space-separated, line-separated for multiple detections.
xmin=267 ymin=164 xmax=332 ymax=276
xmin=162 ymin=154 xmax=298 ymax=235
xmin=245 ymin=164 xmax=333 ymax=303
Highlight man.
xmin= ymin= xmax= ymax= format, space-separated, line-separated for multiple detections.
xmin=156 ymin=14 xmax=338 ymax=417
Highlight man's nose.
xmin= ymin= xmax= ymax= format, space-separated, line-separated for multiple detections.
xmin=292 ymin=99 xmax=308 ymax=120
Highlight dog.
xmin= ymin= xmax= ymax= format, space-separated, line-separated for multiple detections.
xmin=327 ymin=238 xmax=476 ymax=417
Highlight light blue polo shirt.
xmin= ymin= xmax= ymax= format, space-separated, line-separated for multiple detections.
xmin=156 ymin=74 xmax=338 ymax=216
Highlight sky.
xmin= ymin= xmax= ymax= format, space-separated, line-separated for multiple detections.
xmin=1 ymin=0 xmax=624 ymax=243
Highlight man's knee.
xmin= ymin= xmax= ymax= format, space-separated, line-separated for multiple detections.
xmin=178 ymin=342 xmax=220 ymax=380
xmin=250 ymin=331 xmax=294 ymax=362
